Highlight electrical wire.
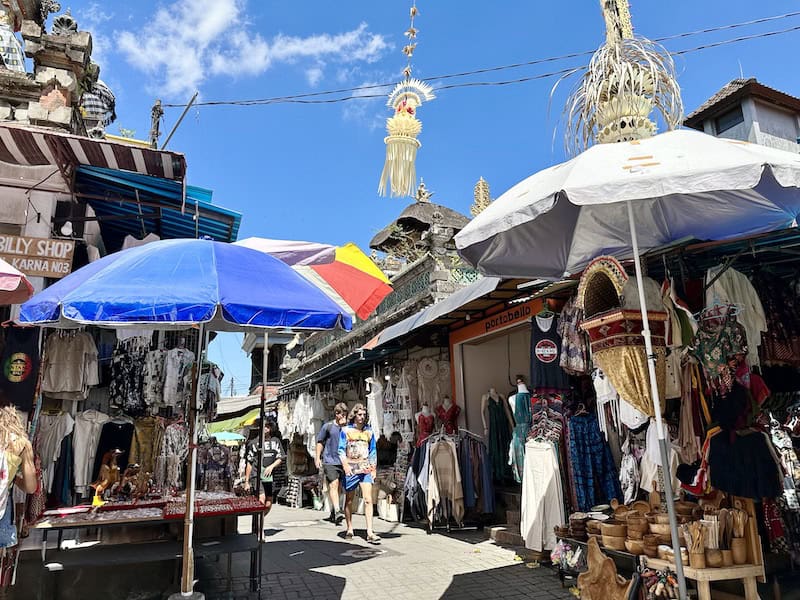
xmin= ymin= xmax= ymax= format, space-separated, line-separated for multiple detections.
xmin=162 ymin=12 xmax=800 ymax=109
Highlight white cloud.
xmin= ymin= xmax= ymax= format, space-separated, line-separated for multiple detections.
xmin=305 ymin=66 xmax=324 ymax=87
xmin=115 ymin=0 xmax=391 ymax=99
xmin=342 ymin=80 xmax=392 ymax=132
xmin=76 ymin=2 xmax=114 ymax=69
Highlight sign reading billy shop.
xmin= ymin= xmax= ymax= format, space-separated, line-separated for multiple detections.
xmin=0 ymin=234 xmax=75 ymax=278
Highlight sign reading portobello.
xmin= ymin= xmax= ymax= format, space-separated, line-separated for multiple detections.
xmin=0 ymin=234 xmax=75 ymax=278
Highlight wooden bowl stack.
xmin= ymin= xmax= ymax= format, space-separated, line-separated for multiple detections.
xmin=625 ymin=513 xmax=649 ymax=553
xmin=600 ymin=521 xmax=627 ymax=551
xmin=642 ymin=534 xmax=659 ymax=558
xmin=569 ymin=513 xmax=588 ymax=541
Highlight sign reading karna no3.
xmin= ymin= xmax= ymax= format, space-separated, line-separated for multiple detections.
xmin=0 ymin=234 xmax=75 ymax=278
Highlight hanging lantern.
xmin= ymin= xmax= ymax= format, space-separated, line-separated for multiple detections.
xmin=378 ymin=79 xmax=435 ymax=198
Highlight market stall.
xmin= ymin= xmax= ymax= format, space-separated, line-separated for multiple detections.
xmin=11 ymin=238 xmax=352 ymax=599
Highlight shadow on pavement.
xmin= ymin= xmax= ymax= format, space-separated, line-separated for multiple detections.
xmin=196 ymin=538 xmax=394 ymax=600
xmin=439 ymin=563 xmax=574 ymax=600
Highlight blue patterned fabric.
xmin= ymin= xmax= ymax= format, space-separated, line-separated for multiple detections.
xmin=568 ymin=414 xmax=621 ymax=511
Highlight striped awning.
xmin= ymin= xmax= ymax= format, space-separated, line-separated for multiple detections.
xmin=0 ymin=123 xmax=186 ymax=182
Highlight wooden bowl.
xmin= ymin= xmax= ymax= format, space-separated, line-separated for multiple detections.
xmin=649 ymin=523 xmax=671 ymax=536
xmin=631 ymin=500 xmax=651 ymax=514
xmin=627 ymin=529 xmax=645 ymax=541
xmin=643 ymin=544 xmax=659 ymax=558
xmin=647 ymin=513 xmax=671 ymax=525
xmin=600 ymin=522 xmax=628 ymax=537
xmin=627 ymin=514 xmax=648 ymax=527
xmin=586 ymin=520 xmax=602 ymax=534
xmin=627 ymin=522 xmax=649 ymax=535
xmin=643 ymin=534 xmax=659 ymax=546
xmin=602 ymin=535 xmax=627 ymax=551
xmin=625 ymin=539 xmax=644 ymax=555
xmin=674 ymin=501 xmax=698 ymax=516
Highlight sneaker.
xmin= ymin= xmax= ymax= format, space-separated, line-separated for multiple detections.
xmin=334 ymin=511 xmax=344 ymax=525
xmin=345 ymin=531 xmax=354 ymax=540
xmin=366 ymin=533 xmax=382 ymax=544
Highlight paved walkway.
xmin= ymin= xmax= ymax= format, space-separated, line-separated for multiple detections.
xmin=197 ymin=504 xmax=575 ymax=600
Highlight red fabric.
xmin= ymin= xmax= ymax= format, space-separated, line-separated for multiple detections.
xmin=416 ymin=413 xmax=435 ymax=446
xmin=310 ymin=262 xmax=392 ymax=320
xmin=435 ymin=404 xmax=460 ymax=435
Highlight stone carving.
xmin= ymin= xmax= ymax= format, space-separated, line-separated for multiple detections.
xmin=40 ymin=0 xmax=62 ymax=24
xmin=415 ymin=178 xmax=433 ymax=203
xmin=51 ymin=9 xmax=77 ymax=36
xmin=470 ymin=177 xmax=492 ymax=217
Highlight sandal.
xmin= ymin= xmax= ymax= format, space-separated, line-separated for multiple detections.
xmin=345 ymin=531 xmax=354 ymax=540
xmin=366 ymin=533 xmax=382 ymax=544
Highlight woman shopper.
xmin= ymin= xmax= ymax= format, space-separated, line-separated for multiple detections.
xmin=338 ymin=403 xmax=381 ymax=543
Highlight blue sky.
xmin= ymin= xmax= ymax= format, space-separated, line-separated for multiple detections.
xmin=62 ymin=1 xmax=800 ymax=394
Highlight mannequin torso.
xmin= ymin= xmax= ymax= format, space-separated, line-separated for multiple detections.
xmin=435 ymin=396 xmax=460 ymax=435
xmin=415 ymin=404 xmax=435 ymax=446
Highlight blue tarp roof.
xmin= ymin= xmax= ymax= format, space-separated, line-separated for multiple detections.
xmin=75 ymin=166 xmax=242 ymax=250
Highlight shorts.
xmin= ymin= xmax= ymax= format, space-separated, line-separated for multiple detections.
xmin=260 ymin=481 xmax=274 ymax=498
xmin=323 ymin=464 xmax=345 ymax=483
xmin=344 ymin=472 xmax=374 ymax=492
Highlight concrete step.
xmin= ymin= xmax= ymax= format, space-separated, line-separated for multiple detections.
xmin=506 ymin=510 xmax=521 ymax=526
xmin=487 ymin=524 xmax=524 ymax=546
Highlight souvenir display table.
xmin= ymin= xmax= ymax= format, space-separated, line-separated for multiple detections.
xmin=30 ymin=493 xmax=264 ymax=600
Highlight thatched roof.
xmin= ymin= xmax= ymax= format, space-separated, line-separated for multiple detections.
xmin=370 ymin=201 xmax=470 ymax=250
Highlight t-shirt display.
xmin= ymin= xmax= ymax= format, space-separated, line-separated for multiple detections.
xmin=530 ymin=315 xmax=570 ymax=393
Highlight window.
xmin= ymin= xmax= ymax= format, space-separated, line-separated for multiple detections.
xmin=715 ymin=105 xmax=744 ymax=134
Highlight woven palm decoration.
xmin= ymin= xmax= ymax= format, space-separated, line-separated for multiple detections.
xmin=563 ymin=0 xmax=683 ymax=154
xmin=378 ymin=4 xmax=436 ymax=198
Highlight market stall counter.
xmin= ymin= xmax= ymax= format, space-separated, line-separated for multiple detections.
xmin=30 ymin=493 xmax=264 ymax=600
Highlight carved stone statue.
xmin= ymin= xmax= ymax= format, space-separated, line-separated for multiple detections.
xmin=415 ymin=179 xmax=433 ymax=203
xmin=52 ymin=9 xmax=77 ymax=36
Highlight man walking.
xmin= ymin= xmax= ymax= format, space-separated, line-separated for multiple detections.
xmin=315 ymin=402 xmax=348 ymax=524
xmin=338 ymin=403 xmax=381 ymax=543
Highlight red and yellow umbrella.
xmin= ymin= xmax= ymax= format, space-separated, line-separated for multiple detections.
xmin=235 ymin=238 xmax=392 ymax=320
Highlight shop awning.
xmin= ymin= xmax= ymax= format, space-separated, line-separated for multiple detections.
xmin=363 ymin=277 xmax=501 ymax=350
xmin=74 ymin=166 xmax=241 ymax=249
xmin=0 ymin=123 xmax=186 ymax=181
xmin=207 ymin=408 xmax=262 ymax=434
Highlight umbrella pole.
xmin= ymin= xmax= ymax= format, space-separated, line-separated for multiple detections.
xmin=179 ymin=323 xmax=207 ymax=597
xmin=626 ymin=200 xmax=688 ymax=600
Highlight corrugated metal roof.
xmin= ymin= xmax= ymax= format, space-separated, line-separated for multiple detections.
xmin=75 ymin=166 xmax=241 ymax=250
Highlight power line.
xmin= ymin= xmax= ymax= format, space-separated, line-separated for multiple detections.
xmin=162 ymin=11 xmax=800 ymax=109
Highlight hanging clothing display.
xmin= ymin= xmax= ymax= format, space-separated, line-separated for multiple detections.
xmin=142 ymin=349 xmax=166 ymax=408
xmin=109 ymin=337 xmax=149 ymax=416
xmin=557 ymin=296 xmax=590 ymax=376
xmin=35 ymin=412 xmax=75 ymax=494
xmin=0 ymin=326 xmax=40 ymax=411
xmin=155 ymin=422 xmax=189 ymax=491
xmin=41 ymin=331 xmax=100 ymax=401
xmin=618 ymin=436 xmax=639 ymax=504
xmin=417 ymin=358 xmax=440 ymax=408
xmin=691 ymin=312 xmax=748 ymax=395
xmin=162 ymin=346 xmax=195 ymax=409
xmin=751 ymin=271 xmax=800 ymax=367
xmin=521 ymin=440 xmax=564 ymax=552
xmin=129 ymin=416 xmax=165 ymax=476
xmin=509 ymin=391 xmax=531 ymax=483
xmin=365 ymin=377 xmax=384 ymax=437
xmin=197 ymin=442 xmax=234 ymax=492
xmin=705 ymin=264 xmax=767 ymax=368
xmin=435 ymin=401 xmax=460 ymax=435
xmin=530 ymin=315 xmax=570 ymax=393
xmin=427 ymin=438 xmax=464 ymax=527
xmin=416 ymin=411 xmax=435 ymax=446
xmin=568 ymin=413 xmax=621 ymax=512
xmin=72 ymin=409 xmax=110 ymax=495
xmin=486 ymin=394 xmax=512 ymax=480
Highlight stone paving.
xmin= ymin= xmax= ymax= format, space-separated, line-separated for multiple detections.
xmin=195 ymin=504 xmax=575 ymax=600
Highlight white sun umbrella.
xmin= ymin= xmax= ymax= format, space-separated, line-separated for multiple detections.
xmin=456 ymin=129 xmax=800 ymax=279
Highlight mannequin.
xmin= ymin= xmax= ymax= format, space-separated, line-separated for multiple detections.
xmin=435 ymin=395 xmax=460 ymax=435
xmin=415 ymin=402 xmax=435 ymax=446
xmin=508 ymin=376 xmax=530 ymax=413
xmin=482 ymin=387 xmax=514 ymax=481
xmin=509 ymin=375 xmax=533 ymax=483
xmin=365 ymin=376 xmax=384 ymax=436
